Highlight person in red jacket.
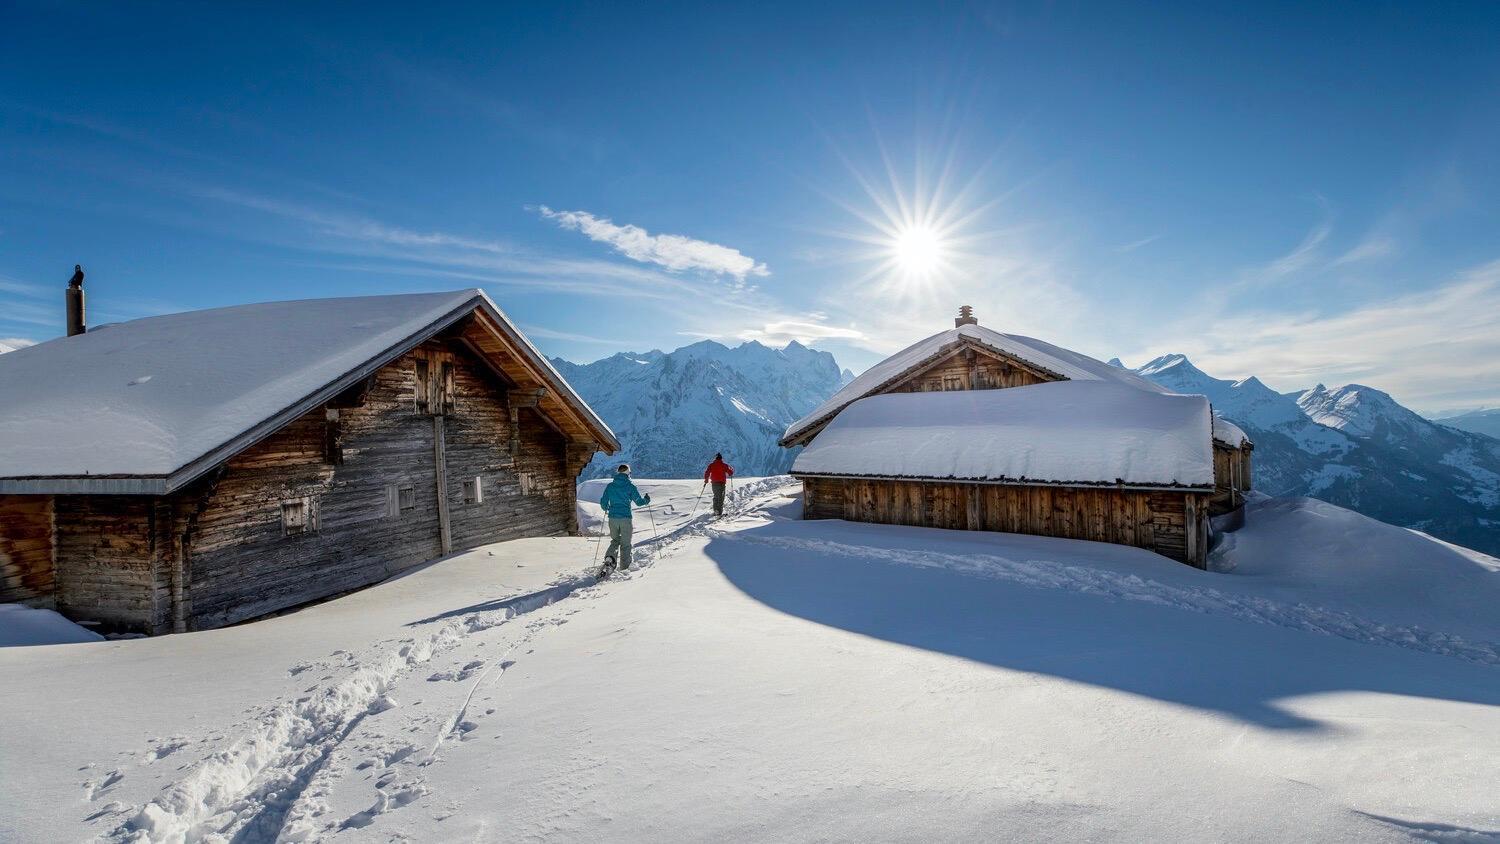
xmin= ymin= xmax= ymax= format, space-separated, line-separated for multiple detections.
xmin=704 ymin=453 xmax=735 ymax=516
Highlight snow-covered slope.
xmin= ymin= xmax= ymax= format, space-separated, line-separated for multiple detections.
xmin=1133 ymin=355 xmax=1500 ymax=556
xmin=1297 ymin=383 xmax=1435 ymax=443
xmin=0 ymin=338 xmax=34 ymax=355
xmin=1435 ymin=407 xmax=1500 ymax=440
xmin=552 ymin=339 xmax=845 ymax=479
xmin=3 ymin=482 xmax=1497 ymax=842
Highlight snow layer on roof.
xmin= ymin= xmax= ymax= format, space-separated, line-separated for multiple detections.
xmin=0 ymin=290 xmax=484 ymax=480
xmin=1212 ymin=415 xmax=1249 ymax=447
xmin=792 ymin=380 xmax=1214 ymax=488
xmin=783 ymin=324 xmax=1169 ymax=443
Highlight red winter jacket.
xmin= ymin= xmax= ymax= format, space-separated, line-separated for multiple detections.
xmin=704 ymin=458 xmax=735 ymax=484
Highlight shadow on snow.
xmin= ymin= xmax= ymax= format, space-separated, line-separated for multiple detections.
xmin=705 ymin=517 xmax=1500 ymax=732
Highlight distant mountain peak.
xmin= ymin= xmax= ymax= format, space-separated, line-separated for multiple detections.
xmin=1106 ymin=357 xmax=1125 ymax=368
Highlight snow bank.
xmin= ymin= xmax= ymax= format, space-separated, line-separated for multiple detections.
xmin=793 ymin=381 xmax=1214 ymax=487
xmin=1212 ymin=493 xmax=1500 ymax=646
xmin=0 ymin=603 xmax=104 ymax=647
xmin=784 ymin=323 xmax=1170 ymax=443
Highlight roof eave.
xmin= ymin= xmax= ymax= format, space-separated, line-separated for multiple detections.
xmin=0 ymin=476 xmax=170 ymax=495
xmin=789 ymin=471 xmax=1215 ymax=493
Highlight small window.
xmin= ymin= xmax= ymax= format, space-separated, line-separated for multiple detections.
xmin=462 ymin=476 xmax=483 ymax=504
xmin=943 ymin=375 xmax=963 ymax=391
xmin=386 ymin=483 xmax=417 ymax=518
xmin=282 ymin=498 xmax=316 ymax=536
xmin=518 ymin=472 xmax=535 ymax=495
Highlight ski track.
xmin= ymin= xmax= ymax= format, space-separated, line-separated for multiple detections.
xmin=89 ymin=477 xmax=799 ymax=844
xmin=726 ymin=532 xmax=1500 ymax=667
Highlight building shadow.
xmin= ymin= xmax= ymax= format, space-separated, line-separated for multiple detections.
xmin=705 ymin=518 xmax=1500 ymax=732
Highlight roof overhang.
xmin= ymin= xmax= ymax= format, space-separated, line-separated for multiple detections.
xmin=790 ymin=471 xmax=1214 ymax=494
xmin=779 ymin=335 xmax=1068 ymax=448
xmin=0 ymin=291 xmax=618 ymax=496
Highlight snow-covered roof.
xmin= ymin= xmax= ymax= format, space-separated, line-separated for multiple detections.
xmin=791 ymin=380 xmax=1214 ymax=489
xmin=1212 ymin=415 xmax=1250 ymax=448
xmin=0 ymin=289 xmax=616 ymax=494
xmin=781 ymin=323 xmax=1170 ymax=445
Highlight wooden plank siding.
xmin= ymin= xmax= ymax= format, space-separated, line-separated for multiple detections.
xmin=182 ymin=340 xmax=581 ymax=630
xmin=802 ymin=477 xmax=1211 ymax=567
xmin=11 ymin=336 xmax=596 ymax=635
xmin=0 ymin=494 xmax=55 ymax=607
xmin=53 ymin=495 xmax=178 ymax=632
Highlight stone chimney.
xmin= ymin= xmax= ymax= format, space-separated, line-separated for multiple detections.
xmin=66 ymin=264 xmax=86 ymax=337
xmin=954 ymin=304 xmax=977 ymax=327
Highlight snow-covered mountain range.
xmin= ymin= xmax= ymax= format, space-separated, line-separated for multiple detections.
xmin=1437 ymin=407 xmax=1500 ymax=440
xmin=1130 ymin=354 xmax=1500 ymax=556
xmin=555 ymin=337 xmax=1499 ymax=555
xmin=551 ymin=339 xmax=849 ymax=480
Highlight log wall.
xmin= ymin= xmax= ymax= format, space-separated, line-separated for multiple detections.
xmin=1210 ymin=443 xmax=1254 ymax=516
xmin=0 ymin=494 xmax=54 ymax=607
xmin=887 ymin=347 xmax=1050 ymax=394
xmin=53 ymin=495 xmax=178 ymax=632
xmin=801 ymin=476 xmax=1210 ymax=567
xmin=183 ymin=340 xmax=581 ymax=630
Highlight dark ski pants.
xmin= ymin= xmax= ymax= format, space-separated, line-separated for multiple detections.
xmin=605 ymin=517 xmax=634 ymax=569
xmin=712 ymin=482 xmax=727 ymax=515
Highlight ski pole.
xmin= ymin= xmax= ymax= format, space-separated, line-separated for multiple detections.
xmin=645 ymin=502 xmax=660 ymax=542
xmin=687 ymin=482 xmax=707 ymax=519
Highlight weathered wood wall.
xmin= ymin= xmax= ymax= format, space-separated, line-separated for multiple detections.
xmin=801 ymin=476 xmax=1210 ymax=567
xmin=887 ymin=347 xmax=1050 ymax=394
xmin=53 ymin=495 xmax=178 ymax=632
xmin=183 ymin=340 xmax=581 ymax=630
xmin=0 ymin=494 xmax=54 ymax=607
xmin=1210 ymin=443 xmax=1254 ymax=516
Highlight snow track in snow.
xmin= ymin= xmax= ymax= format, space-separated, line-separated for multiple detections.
xmin=100 ymin=576 xmax=597 ymax=843
xmin=94 ymin=480 xmax=799 ymax=843
xmin=727 ymin=532 xmax=1500 ymax=666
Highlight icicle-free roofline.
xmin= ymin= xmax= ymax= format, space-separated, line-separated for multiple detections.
xmin=780 ymin=323 xmax=1171 ymax=446
xmin=0 ymin=289 xmax=618 ymax=494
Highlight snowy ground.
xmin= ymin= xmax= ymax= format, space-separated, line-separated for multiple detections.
xmin=2 ymin=479 xmax=1498 ymax=842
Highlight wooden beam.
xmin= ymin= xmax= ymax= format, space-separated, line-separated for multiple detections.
xmin=434 ymin=416 xmax=452 ymax=555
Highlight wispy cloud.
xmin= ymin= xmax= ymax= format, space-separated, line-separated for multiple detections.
xmin=1133 ymin=259 xmax=1500 ymax=413
xmin=1263 ymin=215 xmax=1332 ymax=279
xmin=1118 ymin=234 xmax=1162 ymax=252
xmin=537 ymin=207 xmax=770 ymax=283
xmin=737 ymin=318 xmax=866 ymax=346
xmin=520 ymin=325 xmax=642 ymax=346
xmin=1332 ymin=232 xmax=1397 ymax=266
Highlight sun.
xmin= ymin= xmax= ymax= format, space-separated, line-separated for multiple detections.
xmin=894 ymin=225 xmax=943 ymax=274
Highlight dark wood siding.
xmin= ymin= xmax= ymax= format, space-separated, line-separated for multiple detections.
xmin=887 ymin=346 xmax=1051 ymax=394
xmin=184 ymin=341 xmax=581 ymax=630
xmin=53 ymin=495 xmax=177 ymax=632
xmin=801 ymin=476 xmax=1210 ymax=567
xmin=0 ymin=494 xmax=54 ymax=607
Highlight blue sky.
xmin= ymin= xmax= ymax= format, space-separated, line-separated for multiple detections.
xmin=3 ymin=1 xmax=1499 ymax=413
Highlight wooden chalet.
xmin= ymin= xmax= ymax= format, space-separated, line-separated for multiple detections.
xmin=779 ymin=307 xmax=1253 ymax=568
xmin=0 ymin=287 xmax=618 ymax=633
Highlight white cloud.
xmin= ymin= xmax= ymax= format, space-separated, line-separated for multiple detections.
xmin=737 ymin=319 xmax=866 ymax=346
xmin=538 ymin=207 xmax=769 ymax=282
xmin=1332 ymin=233 xmax=1397 ymax=266
xmin=1131 ymin=259 xmax=1500 ymax=413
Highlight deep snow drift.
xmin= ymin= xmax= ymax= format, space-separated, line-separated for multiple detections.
xmin=1 ymin=480 xmax=1497 ymax=842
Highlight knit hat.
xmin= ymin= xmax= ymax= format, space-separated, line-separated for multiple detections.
xmin=617 ymin=463 xmax=631 ymax=474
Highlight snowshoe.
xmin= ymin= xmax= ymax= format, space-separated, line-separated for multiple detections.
xmin=597 ymin=555 xmax=616 ymax=580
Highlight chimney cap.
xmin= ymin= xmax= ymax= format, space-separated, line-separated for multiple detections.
xmin=955 ymin=305 xmax=977 ymax=327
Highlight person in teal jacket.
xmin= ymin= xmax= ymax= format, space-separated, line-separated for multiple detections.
xmin=599 ymin=464 xmax=651 ymax=572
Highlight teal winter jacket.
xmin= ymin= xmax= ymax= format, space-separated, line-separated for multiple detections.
xmin=599 ymin=474 xmax=650 ymax=519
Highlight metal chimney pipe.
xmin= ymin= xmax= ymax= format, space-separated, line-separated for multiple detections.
xmin=66 ymin=264 xmax=86 ymax=337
